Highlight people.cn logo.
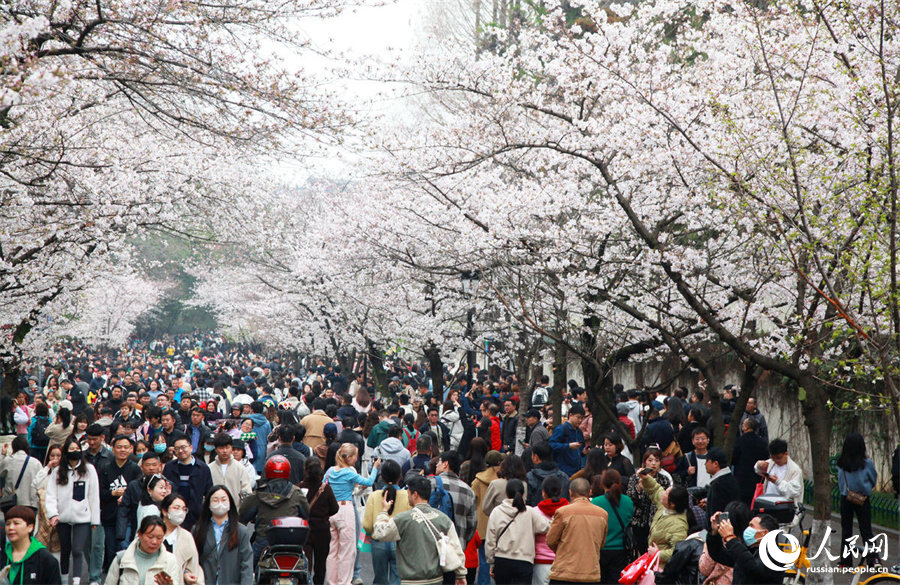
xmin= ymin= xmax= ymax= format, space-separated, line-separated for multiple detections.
xmin=759 ymin=530 xmax=802 ymax=571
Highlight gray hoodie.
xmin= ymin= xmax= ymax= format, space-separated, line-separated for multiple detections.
xmin=370 ymin=437 xmax=411 ymax=472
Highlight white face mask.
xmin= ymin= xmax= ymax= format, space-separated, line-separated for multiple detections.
xmin=167 ymin=509 xmax=187 ymax=526
xmin=210 ymin=502 xmax=230 ymax=517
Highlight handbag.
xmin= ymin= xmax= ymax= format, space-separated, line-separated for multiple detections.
xmin=750 ymin=479 xmax=765 ymax=509
xmin=637 ymin=553 xmax=660 ymax=585
xmin=840 ymin=470 xmax=869 ymax=505
xmin=609 ymin=501 xmax=638 ymax=561
xmin=620 ymin=551 xmax=659 ymax=585
xmin=414 ymin=507 xmax=465 ymax=573
xmin=0 ymin=456 xmax=30 ymax=514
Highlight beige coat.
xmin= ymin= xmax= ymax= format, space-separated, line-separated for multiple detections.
xmin=484 ymin=499 xmax=550 ymax=565
xmin=167 ymin=526 xmax=205 ymax=585
xmin=546 ymin=497 xmax=608 ymax=583
xmin=472 ymin=466 xmax=499 ymax=537
xmin=301 ymin=410 xmax=333 ymax=449
xmin=210 ymin=457 xmax=252 ymax=504
xmin=105 ymin=539 xmax=180 ymax=585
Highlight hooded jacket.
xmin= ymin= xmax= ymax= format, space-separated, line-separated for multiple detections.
xmin=246 ymin=413 xmax=271 ymax=471
xmin=484 ymin=499 xmax=550 ymax=565
xmin=370 ymin=437 xmax=411 ymax=472
xmin=534 ymin=498 xmax=567 ymax=564
xmin=3 ymin=538 xmax=61 ymax=585
xmin=526 ymin=462 xmax=570 ymax=507
xmin=238 ymin=478 xmax=310 ymax=540
xmin=440 ymin=409 xmax=463 ymax=451
xmin=366 ymin=419 xmax=396 ymax=449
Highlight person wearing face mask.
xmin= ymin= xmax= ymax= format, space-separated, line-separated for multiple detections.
xmin=192 ymin=486 xmax=253 ymax=585
xmin=46 ymin=437 xmax=101 ymax=585
xmin=117 ymin=452 xmax=164 ymax=545
xmin=708 ymin=511 xmax=784 ymax=585
xmin=159 ymin=494 xmax=203 ymax=585
xmin=208 ymin=434 xmax=251 ymax=506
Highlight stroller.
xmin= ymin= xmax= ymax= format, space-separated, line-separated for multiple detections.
xmin=256 ymin=517 xmax=310 ymax=585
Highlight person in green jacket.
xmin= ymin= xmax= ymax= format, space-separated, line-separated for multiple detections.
xmin=593 ymin=469 xmax=635 ymax=584
xmin=639 ymin=469 xmax=691 ymax=569
xmin=366 ymin=411 xmax=397 ymax=449
xmin=2 ymin=505 xmax=62 ymax=585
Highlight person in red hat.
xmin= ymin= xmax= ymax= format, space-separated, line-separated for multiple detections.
xmin=238 ymin=455 xmax=310 ymax=565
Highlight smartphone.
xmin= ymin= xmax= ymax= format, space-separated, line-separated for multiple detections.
xmin=719 ymin=512 xmax=730 ymax=523
xmin=640 ymin=468 xmax=654 ymax=475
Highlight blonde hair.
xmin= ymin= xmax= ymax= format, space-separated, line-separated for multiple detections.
xmin=336 ymin=443 xmax=358 ymax=468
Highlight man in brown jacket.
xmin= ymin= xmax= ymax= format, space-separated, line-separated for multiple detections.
xmin=547 ymin=478 xmax=608 ymax=584
xmin=300 ymin=407 xmax=333 ymax=449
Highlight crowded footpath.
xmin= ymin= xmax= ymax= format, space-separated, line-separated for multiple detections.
xmin=0 ymin=335 xmax=887 ymax=585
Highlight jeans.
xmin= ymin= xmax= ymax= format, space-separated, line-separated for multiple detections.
xmin=477 ymin=543 xmax=491 ymax=585
xmin=353 ymin=501 xmax=362 ymax=581
xmin=88 ymin=524 xmax=105 ymax=582
xmin=253 ymin=536 xmax=270 ymax=568
xmin=371 ymin=540 xmax=399 ymax=585
xmin=103 ymin=523 xmax=121 ymax=573
xmin=533 ymin=564 xmax=552 ymax=585
xmin=58 ymin=522 xmax=91 ymax=580
xmin=840 ymin=495 xmax=875 ymax=564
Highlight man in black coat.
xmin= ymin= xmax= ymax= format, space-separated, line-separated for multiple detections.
xmin=731 ymin=418 xmax=770 ymax=506
xmin=418 ymin=406 xmax=451 ymax=451
xmin=704 ymin=447 xmax=742 ymax=521
xmin=99 ymin=435 xmax=141 ymax=570
xmin=117 ymin=452 xmax=163 ymax=542
xmin=265 ymin=425 xmax=307 ymax=485
xmin=708 ymin=512 xmax=785 ymax=585
xmin=162 ymin=436 xmax=214 ymax=531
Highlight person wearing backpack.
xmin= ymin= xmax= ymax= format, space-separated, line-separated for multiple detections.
xmin=373 ymin=475 xmax=467 ymax=585
xmin=429 ymin=452 xmax=477 ymax=552
xmin=27 ymin=403 xmax=52 ymax=463
xmin=485 ymin=479 xmax=550 ymax=585
xmin=401 ymin=414 xmax=420 ymax=455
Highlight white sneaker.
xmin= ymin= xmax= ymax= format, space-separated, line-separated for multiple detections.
xmin=72 ymin=577 xmax=81 ymax=585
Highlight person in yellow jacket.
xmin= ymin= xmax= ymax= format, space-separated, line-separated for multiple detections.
xmin=364 ymin=460 xmax=411 ymax=585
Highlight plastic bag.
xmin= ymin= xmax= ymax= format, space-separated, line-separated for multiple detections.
xmin=620 ymin=551 xmax=660 ymax=585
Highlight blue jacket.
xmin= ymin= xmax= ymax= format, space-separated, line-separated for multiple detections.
xmin=838 ymin=459 xmax=877 ymax=496
xmin=548 ymin=421 xmax=584 ymax=476
xmin=247 ymin=414 xmax=271 ymax=473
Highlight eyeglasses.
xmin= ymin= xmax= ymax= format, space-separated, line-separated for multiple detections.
xmin=173 ymin=445 xmax=191 ymax=452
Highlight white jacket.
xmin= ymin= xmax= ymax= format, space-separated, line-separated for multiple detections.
xmin=756 ymin=457 xmax=804 ymax=506
xmin=0 ymin=450 xmax=41 ymax=508
xmin=46 ymin=464 xmax=101 ymax=525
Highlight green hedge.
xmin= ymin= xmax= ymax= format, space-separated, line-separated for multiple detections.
xmin=803 ymin=480 xmax=899 ymax=530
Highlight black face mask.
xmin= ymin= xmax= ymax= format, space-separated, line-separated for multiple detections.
xmin=67 ymin=451 xmax=82 ymax=462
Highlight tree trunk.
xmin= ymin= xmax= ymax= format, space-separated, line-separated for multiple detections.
xmin=2 ymin=365 xmax=19 ymax=400
xmin=552 ymin=341 xmax=566 ymax=428
xmin=801 ymin=375 xmax=835 ymax=585
xmin=723 ymin=363 xmax=760 ymax=460
xmin=424 ymin=342 xmax=445 ymax=401
xmin=366 ymin=339 xmax=389 ymax=398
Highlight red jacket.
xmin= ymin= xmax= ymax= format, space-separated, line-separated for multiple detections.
xmin=618 ymin=414 xmax=636 ymax=439
xmin=479 ymin=415 xmax=502 ymax=451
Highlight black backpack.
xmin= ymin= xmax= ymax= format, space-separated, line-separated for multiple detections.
xmin=31 ymin=417 xmax=50 ymax=447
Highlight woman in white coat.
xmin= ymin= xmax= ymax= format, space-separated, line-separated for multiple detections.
xmin=106 ymin=516 xmax=180 ymax=585
xmin=159 ymin=493 xmax=204 ymax=585
xmin=46 ymin=436 xmax=100 ymax=585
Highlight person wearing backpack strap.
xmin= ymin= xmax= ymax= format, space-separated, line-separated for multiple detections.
xmin=373 ymin=476 xmax=467 ymax=585
xmin=0 ymin=437 xmax=42 ymax=511
xmin=591 ymin=469 xmax=635 ymax=584
xmin=430 ymin=452 xmax=477 ymax=552
xmin=484 ymin=479 xmax=550 ymax=585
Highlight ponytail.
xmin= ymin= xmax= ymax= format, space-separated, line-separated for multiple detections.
xmin=506 ymin=478 xmax=527 ymax=513
xmin=600 ymin=469 xmax=623 ymax=507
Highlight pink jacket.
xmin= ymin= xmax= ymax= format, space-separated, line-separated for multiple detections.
xmin=534 ymin=498 xmax=568 ymax=564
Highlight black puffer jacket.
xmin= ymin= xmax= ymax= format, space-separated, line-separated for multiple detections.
xmin=707 ymin=533 xmax=785 ymax=585
xmin=655 ymin=533 xmax=704 ymax=585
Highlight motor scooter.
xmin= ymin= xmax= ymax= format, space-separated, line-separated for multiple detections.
xmin=256 ymin=517 xmax=310 ymax=585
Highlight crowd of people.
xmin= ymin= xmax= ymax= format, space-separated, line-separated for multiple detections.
xmin=0 ymin=334 xmax=886 ymax=585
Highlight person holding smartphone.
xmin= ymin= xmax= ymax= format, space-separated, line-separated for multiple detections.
xmin=106 ymin=515 xmax=180 ymax=585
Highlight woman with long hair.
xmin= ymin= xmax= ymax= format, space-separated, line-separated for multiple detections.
xmin=32 ymin=444 xmax=63 ymax=553
xmin=45 ymin=408 xmax=73 ymax=448
xmin=626 ymin=447 xmax=672 ymax=554
xmin=482 ymin=453 xmax=527 ymax=517
xmin=71 ymin=413 xmax=91 ymax=444
xmin=46 ymin=436 xmax=100 ymax=585
xmin=592 ymin=470 xmax=635 ymax=584
xmin=836 ymin=432 xmax=878 ymax=566
xmin=138 ymin=474 xmax=172 ymax=525
xmin=485 ymin=478 xmax=550 ymax=585
xmin=325 ymin=444 xmax=382 ymax=585
xmin=571 ymin=447 xmax=608 ymax=485
xmin=193 ymin=485 xmax=253 ymax=585
xmin=663 ymin=397 xmax=686 ymax=436
xmin=353 ymin=386 xmax=372 ymax=414
xmin=107 ymin=516 xmax=180 ymax=585
xmin=299 ymin=457 xmax=339 ymax=585
xmin=160 ymin=493 xmax=204 ymax=585
xmin=459 ymin=437 xmax=488 ymax=486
